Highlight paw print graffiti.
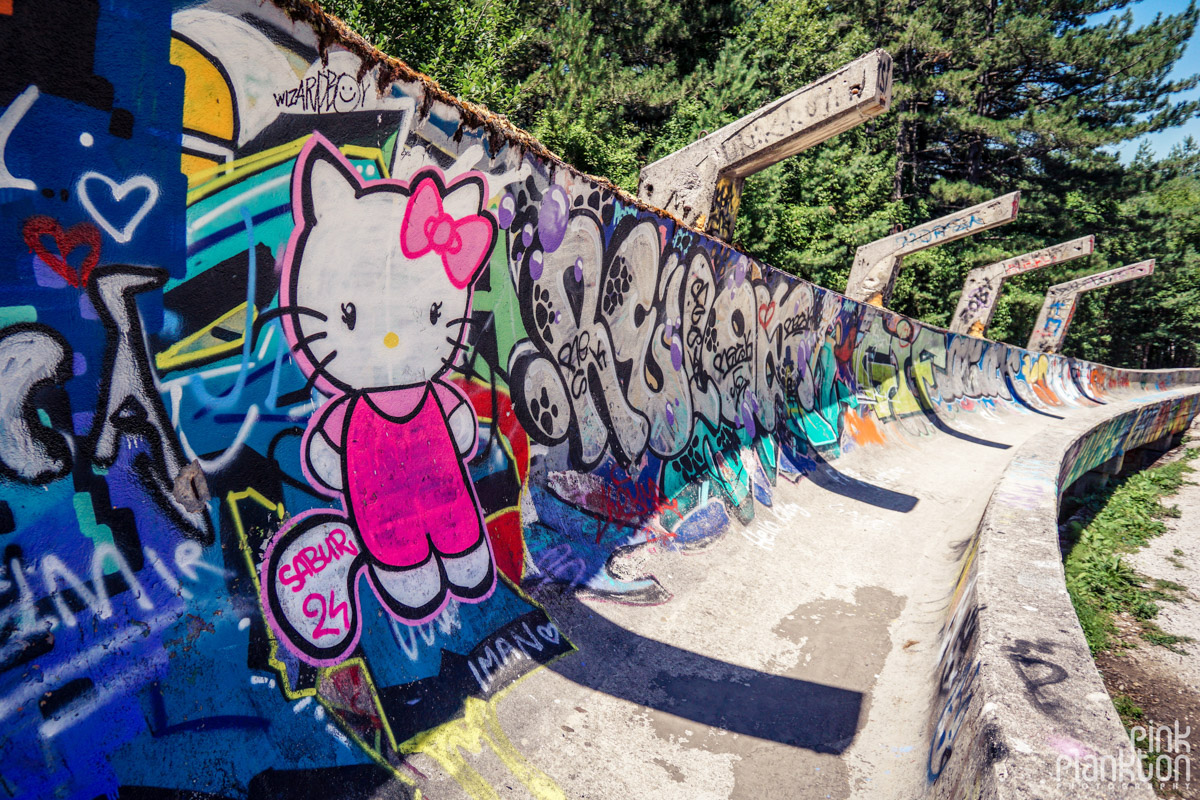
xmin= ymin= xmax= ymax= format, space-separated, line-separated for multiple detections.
xmin=501 ymin=177 xmax=543 ymax=265
xmin=573 ymin=188 xmax=615 ymax=226
xmin=534 ymin=285 xmax=556 ymax=343
xmin=528 ymin=385 xmax=562 ymax=433
xmin=511 ymin=346 xmax=572 ymax=443
xmin=672 ymin=432 xmax=708 ymax=483
xmin=602 ymin=256 xmax=632 ymax=316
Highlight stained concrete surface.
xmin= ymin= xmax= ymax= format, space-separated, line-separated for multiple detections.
xmin=406 ymin=403 xmax=1074 ymax=799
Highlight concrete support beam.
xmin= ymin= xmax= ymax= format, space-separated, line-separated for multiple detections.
xmin=949 ymin=235 xmax=1095 ymax=337
xmin=637 ymin=50 xmax=893 ymax=241
xmin=1026 ymin=259 xmax=1155 ymax=353
xmin=1071 ymin=472 xmax=1111 ymax=496
xmin=1147 ymin=434 xmax=1176 ymax=453
xmin=845 ymin=191 xmax=1021 ymax=307
xmin=1121 ymin=433 xmax=1182 ymax=474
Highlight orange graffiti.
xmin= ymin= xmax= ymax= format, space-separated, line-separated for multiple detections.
xmin=1031 ymin=380 xmax=1060 ymax=406
xmin=845 ymin=408 xmax=886 ymax=446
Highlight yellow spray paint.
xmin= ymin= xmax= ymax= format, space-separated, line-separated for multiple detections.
xmin=402 ymin=696 xmax=566 ymax=800
xmin=226 ymin=488 xmax=424 ymax=794
xmin=228 ymin=487 xmax=566 ymax=800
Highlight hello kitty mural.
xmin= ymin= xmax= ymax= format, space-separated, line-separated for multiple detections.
xmin=262 ymin=133 xmax=498 ymax=664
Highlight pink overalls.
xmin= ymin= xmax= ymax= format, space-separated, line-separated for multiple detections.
xmin=336 ymin=383 xmax=485 ymax=567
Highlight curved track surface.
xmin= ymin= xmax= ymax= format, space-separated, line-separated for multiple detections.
xmin=408 ymin=388 xmax=1197 ymax=800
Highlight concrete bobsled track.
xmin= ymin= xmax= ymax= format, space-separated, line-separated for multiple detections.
xmin=3 ymin=2 xmax=1200 ymax=798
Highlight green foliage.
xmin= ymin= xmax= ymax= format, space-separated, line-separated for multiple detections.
xmin=1141 ymin=621 xmax=1194 ymax=654
xmin=320 ymin=0 xmax=1200 ymax=367
xmin=1112 ymin=692 xmax=1145 ymax=728
xmin=1061 ymin=448 xmax=1197 ymax=653
xmin=319 ymin=0 xmax=531 ymax=114
xmin=1111 ymin=692 xmax=1177 ymax=792
xmin=519 ymin=6 xmax=652 ymax=188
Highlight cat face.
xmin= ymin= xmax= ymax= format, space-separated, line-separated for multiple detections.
xmin=280 ymin=135 xmax=495 ymax=394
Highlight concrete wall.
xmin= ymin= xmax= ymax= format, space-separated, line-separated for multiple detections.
xmin=1 ymin=1 xmax=1198 ymax=798
xmin=928 ymin=392 xmax=1200 ymax=800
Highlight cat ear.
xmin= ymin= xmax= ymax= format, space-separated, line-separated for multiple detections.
xmin=302 ymin=145 xmax=360 ymax=223
xmin=439 ymin=177 xmax=484 ymax=220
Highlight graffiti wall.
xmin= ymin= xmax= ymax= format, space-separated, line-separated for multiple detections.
xmin=0 ymin=2 xmax=1197 ymax=798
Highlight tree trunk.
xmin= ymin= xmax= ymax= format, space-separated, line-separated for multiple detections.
xmin=892 ymin=41 xmax=915 ymax=204
xmin=968 ymin=0 xmax=998 ymax=186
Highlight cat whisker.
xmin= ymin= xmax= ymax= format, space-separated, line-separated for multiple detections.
xmin=276 ymin=347 xmax=339 ymax=407
xmin=443 ymin=356 xmax=489 ymax=382
xmin=446 ymin=335 xmax=472 ymax=357
xmin=254 ymin=305 xmax=328 ymax=328
xmin=251 ymin=305 xmax=328 ymax=348
xmin=287 ymin=349 xmax=338 ymax=401
xmin=292 ymin=331 xmax=327 ymax=352
xmin=440 ymin=357 xmax=469 ymax=376
xmin=316 ymin=349 xmax=339 ymax=370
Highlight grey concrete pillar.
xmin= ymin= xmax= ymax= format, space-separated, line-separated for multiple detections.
xmin=638 ymin=50 xmax=893 ymax=241
xmin=949 ymin=235 xmax=1095 ymax=337
xmin=845 ymin=191 xmax=1021 ymax=307
xmin=1026 ymin=259 xmax=1155 ymax=353
xmin=1068 ymin=470 xmax=1111 ymax=498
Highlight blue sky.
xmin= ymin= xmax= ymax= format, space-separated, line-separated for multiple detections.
xmin=1100 ymin=0 xmax=1200 ymax=161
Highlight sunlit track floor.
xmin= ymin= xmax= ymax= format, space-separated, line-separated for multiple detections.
xmin=401 ymin=397 xmax=1142 ymax=799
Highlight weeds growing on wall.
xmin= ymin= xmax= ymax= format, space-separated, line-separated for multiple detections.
xmin=1060 ymin=448 xmax=1198 ymax=654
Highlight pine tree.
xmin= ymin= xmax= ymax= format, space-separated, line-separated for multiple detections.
xmin=732 ymin=0 xmax=1200 ymax=365
xmin=1057 ymin=142 xmax=1200 ymax=367
xmin=317 ymin=0 xmax=1200 ymax=368
xmin=318 ymin=0 xmax=530 ymax=114
xmin=858 ymin=0 xmax=1199 ymax=327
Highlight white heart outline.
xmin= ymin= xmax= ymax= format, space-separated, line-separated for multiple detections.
xmin=535 ymin=622 xmax=560 ymax=644
xmin=76 ymin=171 xmax=160 ymax=244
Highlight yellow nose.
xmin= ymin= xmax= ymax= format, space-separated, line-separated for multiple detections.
xmin=383 ymin=332 xmax=399 ymax=349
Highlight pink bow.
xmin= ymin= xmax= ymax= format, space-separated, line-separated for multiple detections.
xmin=400 ymin=177 xmax=493 ymax=288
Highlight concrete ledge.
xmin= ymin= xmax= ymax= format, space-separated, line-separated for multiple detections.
xmin=929 ymin=389 xmax=1200 ymax=799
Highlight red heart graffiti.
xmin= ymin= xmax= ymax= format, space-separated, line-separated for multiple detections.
xmin=757 ymin=301 xmax=776 ymax=330
xmin=22 ymin=216 xmax=101 ymax=288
